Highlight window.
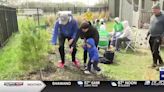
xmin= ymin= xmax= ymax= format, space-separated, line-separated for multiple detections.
xmin=133 ymin=0 xmax=139 ymax=12
xmin=142 ymin=0 xmax=145 ymax=9
xmin=163 ymin=1 xmax=164 ymax=10
xmin=127 ymin=0 xmax=133 ymax=4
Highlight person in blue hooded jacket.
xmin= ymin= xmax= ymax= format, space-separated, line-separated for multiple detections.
xmin=84 ymin=38 xmax=101 ymax=74
xmin=52 ymin=13 xmax=79 ymax=68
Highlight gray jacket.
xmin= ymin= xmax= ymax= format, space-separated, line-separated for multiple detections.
xmin=149 ymin=12 xmax=164 ymax=37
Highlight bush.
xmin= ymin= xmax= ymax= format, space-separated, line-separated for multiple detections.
xmin=19 ymin=19 xmax=51 ymax=72
xmin=0 ymin=17 xmax=53 ymax=79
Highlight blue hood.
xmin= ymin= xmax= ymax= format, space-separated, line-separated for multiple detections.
xmin=86 ymin=38 xmax=99 ymax=61
xmin=86 ymin=38 xmax=95 ymax=47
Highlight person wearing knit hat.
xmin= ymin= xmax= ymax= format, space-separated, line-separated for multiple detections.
xmin=152 ymin=2 xmax=160 ymax=9
xmin=114 ymin=17 xmax=120 ymax=23
xmin=71 ymin=21 xmax=99 ymax=70
xmin=52 ymin=11 xmax=80 ymax=68
xmin=146 ymin=2 xmax=164 ymax=69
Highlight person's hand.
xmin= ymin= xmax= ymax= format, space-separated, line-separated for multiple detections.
xmin=69 ymin=39 xmax=74 ymax=46
xmin=82 ymin=44 xmax=87 ymax=49
xmin=69 ymin=47 xmax=74 ymax=54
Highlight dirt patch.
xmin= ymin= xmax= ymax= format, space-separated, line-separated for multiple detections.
xmin=20 ymin=53 xmax=108 ymax=81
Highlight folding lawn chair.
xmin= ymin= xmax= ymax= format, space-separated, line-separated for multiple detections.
xmin=125 ymin=40 xmax=136 ymax=52
xmin=125 ymin=28 xmax=137 ymax=52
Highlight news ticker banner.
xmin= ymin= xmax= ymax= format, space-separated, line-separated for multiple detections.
xmin=0 ymin=67 xmax=163 ymax=92
xmin=0 ymin=81 xmax=164 ymax=92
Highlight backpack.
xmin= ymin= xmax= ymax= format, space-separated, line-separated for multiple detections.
xmin=99 ymin=51 xmax=115 ymax=64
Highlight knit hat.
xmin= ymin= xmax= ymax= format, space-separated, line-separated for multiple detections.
xmin=59 ymin=14 xmax=69 ymax=25
xmin=114 ymin=17 xmax=120 ymax=23
xmin=58 ymin=11 xmax=72 ymax=25
xmin=152 ymin=3 xmax=160 ymax=9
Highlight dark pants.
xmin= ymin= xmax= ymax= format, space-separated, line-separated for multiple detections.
xmin=87 ymin=60 xmax=101 ymax=72
xmin=149 ymin=36 xmax=163 ymax=65
xmin=116 ymin=37 xmax=130 ymax=50
xmin=58 ymin=34 xmax=77 ymax=64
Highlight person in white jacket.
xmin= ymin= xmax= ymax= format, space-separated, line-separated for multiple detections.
xmin=115 ymin=21 xmax=132 ymax=51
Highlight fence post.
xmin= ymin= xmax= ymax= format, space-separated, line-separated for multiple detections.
xmin=4 ymin=6 xmax=9 ymax=39
xmin=37 ymin=8 xmax=40 ymax=26
xmin=54 ymin=8 xmax=56 ymax=15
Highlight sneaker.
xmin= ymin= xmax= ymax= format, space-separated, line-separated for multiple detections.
xmin=57 ymin=61 xmax=64 ymax=68
xmin=73 ymin=59 xmax=80 ymax=68
xmin=81 ymin=64 xmax=87 ymax=71
xmin=84 ymin=70 xmax=91 ymax=74
xmin=149 ymin=64 xmax=157 ymax=68
xmin=84 ymin=63 xmax=87 ymax=70
xmin=156 ymin=66 xmax=160 ymax=71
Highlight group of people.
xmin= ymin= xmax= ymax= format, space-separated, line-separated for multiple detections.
xmin=91 ymin=16 xmax=132 ymax=53
xmin=110 ymin=17 xmax=132 ymax=52
xmin=93 ymin=18 xmax=107 ymax=31
xmin=52 ymin=2 xmax=164 ymax=75
xmin=52 ymin=12 xmax=100 ymax=74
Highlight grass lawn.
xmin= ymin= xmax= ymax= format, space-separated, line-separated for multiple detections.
xmin=99 ymin=49 xmax=164 ymax=80
xmin=0 ymin=34 xmax=25 ymax=79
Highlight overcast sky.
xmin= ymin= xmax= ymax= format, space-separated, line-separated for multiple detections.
xmin=20 ymin=0 xmax=99 ymax=6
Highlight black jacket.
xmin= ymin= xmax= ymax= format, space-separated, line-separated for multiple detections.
xmin=72 ymin=26 xmax=99 ymax=47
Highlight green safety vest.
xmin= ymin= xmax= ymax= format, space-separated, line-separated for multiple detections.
xmin=98 ymin=31 xmax=110 ymax=46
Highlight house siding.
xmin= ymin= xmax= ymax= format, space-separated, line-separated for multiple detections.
xmin=120 ymin=0 xmax=133 ymax=26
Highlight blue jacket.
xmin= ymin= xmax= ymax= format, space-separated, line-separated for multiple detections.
xmin=51 ymin=18 xmax=79 ymax=45
xmin=86 ymin=38 xmax=99 ymax=62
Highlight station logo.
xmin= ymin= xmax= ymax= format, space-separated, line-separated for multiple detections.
xmin=4 ymin=82 xmax=23 ymax=87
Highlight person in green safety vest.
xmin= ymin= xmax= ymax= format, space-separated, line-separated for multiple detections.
xmin=98 ymin=30 xmax=110 ymax=48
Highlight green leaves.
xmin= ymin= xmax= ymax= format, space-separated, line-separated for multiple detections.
xmin=19 ymin=19 xmax=51 ymax=72
xmin=0 ymin=18 xmax=52 ymax=79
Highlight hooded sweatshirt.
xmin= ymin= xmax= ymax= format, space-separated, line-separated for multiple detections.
xmin=86 ymin=38 xmax=99 ymax=62
xmin=120 ymin=21 xmax=132 ymax=40
xmin=51 ymin=16 xmax=78 ymax=45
